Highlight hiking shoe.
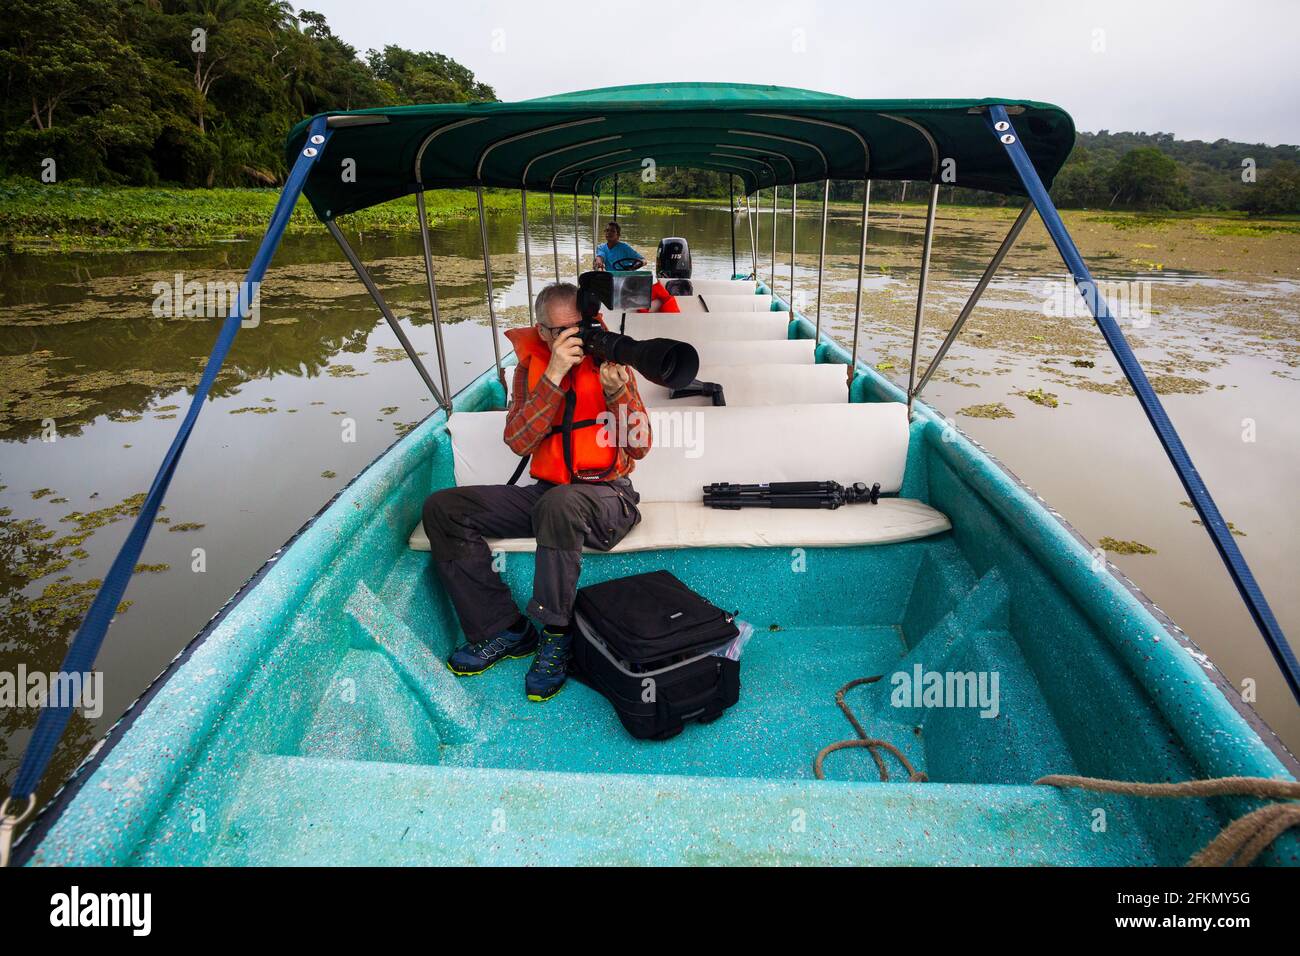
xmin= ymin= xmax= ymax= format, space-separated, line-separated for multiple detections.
xmin=447 ymin=621 xmax=539 ymax=676
xmin=526 ymin=628 xmax=572 ymax=701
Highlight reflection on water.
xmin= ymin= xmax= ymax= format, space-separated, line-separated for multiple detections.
xmin=1 ymin=200 xmax=1297 ymax=805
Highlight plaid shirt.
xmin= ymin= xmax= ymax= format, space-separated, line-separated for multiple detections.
xmin=504 ymin=360 xmax=652 ymax=480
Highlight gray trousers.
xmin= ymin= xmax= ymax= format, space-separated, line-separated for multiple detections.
xmin=422 ymin=478 xmax=641 ymax=641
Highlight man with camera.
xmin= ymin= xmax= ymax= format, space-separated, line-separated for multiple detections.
xmin=421 ymin=281 xmax=652 ymax=702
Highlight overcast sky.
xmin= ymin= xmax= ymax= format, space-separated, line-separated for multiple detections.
xmin=302 ymin=0 xmax=1298 ymax=146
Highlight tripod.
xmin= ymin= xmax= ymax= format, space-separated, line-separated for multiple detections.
xmin=703 ymin=480 xmax=881 ymax=510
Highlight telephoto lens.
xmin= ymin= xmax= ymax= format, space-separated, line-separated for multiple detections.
xmin=577 ymin=321 xmax=699 ymax=391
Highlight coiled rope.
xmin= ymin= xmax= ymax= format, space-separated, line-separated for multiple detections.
xmin=1035 ymin=774 xmax=1300 ymax=867
xmin=814 ymin=678 xmax=1299 ymax=866
xmin=813 ymin=676 xmax=928 ymax=783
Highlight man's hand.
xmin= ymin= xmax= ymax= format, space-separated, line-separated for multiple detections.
xmin=544 ymin=327 xmax=584 ymax=385
xmin=600 ymin=362 xmax=629 ymax=396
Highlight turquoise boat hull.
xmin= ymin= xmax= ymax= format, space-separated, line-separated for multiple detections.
xmin=18 ymin=287 xmax=1297 ymax=867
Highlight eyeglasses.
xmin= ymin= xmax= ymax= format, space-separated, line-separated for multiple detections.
xmin=538 ymin=321 xmax=577 ymax=336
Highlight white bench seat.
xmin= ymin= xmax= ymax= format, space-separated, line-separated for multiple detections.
xmin=674 ymin=294 xmax=773 ymax=312
xmin=683 ymin=279 xmax=758 ymax=296
xmin=409 ymin=498 xmax=950 ymax=553
xmin=693 ymin=339 xmax=814 ymax=365
xmin=639 ymin=362 xmax=847 ymax=406
xmin=412 ymin=403 xmax=950 ymax=552
xmin=618 ymin=312 xmax=788 ymax=342
xmin=502 ymin=341 xmax=818 ymax=401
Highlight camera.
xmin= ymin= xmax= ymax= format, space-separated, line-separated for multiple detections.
xmin=575 ymin=271 xmax=699 ymax=390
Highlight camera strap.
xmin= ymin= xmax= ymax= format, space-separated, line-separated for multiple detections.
xmin=507 ymin=454 xmax=530 ymax=486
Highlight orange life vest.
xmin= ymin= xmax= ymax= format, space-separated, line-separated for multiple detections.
xmin=638 ymin=281 xmax=680 ymax=313
xmin=504 ymin=324 xmax=619 ymax=484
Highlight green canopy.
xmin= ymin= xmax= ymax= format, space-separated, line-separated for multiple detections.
xmin=286 ymin=82 xmax=1075 ymax=220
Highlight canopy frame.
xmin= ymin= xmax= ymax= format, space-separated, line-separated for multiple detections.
xmin=910 ymin=202 xmax=1033 ymax=403
xmin=905 ymin=183 xmax=941 ymax=416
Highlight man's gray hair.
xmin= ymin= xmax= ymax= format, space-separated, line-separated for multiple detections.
xmin=535 ymin=282 xmax=579 ymax=325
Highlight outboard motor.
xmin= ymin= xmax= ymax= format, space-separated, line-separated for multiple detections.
xmin=656 ymin=237 xmax=693 ymax=296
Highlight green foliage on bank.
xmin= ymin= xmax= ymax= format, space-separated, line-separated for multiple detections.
xmin=2 ymin=2 xmax=1296 ymax=215
xmin=0 ymin=0 xmax=494 ymax=188
xmin=0 ymin=179 xmax=592 ymax=249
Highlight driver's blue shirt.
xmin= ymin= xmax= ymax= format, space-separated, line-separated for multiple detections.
xmin=596 ymin=240 xmax=641 ymax=269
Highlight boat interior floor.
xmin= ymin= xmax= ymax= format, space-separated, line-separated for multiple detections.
xmin=311 ymin=620 xmax=915 ymax=781
xmin=303 ymin=538 xmax=1072 ymax=786
xmin=166 ymin=538 xmax=1193 ymax=867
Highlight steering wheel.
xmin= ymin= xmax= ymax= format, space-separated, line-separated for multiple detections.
xmin=609 ymin=255 xmax=645 ymax=271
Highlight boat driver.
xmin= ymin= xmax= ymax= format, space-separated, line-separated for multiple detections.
xmin=594 ymin=221 xmax=645 ymax=271
xmin=421 ymin=281 xmax=652 ymax=701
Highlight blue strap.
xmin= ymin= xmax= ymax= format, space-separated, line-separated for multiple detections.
xmin=988 ymin=104 xmax=1299 ymax=704
xmin=9 ymin=119 xmax=332 ymax=800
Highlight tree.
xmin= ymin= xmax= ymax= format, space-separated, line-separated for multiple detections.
xmin=1241 ymin=161 xmax=1300 ymax=215
xmin=1107 ymin=147 xmax=1190 ymax=209
xmin=365 ymin=46 xmax=495 ymax=104
xmin=0 ymin=0 xmax=155 ymax=181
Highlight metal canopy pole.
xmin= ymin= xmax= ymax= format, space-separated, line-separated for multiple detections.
xmin=753 ymin=189 xmax=762 ymax=278
xmin=911 ymin=202 xmax=1033 ymax=403
xmin=788 ymin=184 xmax=796 ymax=323
xmin=770 ymin=186 xmax=778 ymax=286
xmin=741 ymin=113 xmax=874 ymax=391
xmin=613 ymin=174 xmax=618 ymax=222
xmin=905 ymin=183 xmax=940 ymax=416
xmin=989 ymin=104 xmax=1299 ymax=702
xmin=328 ymin=219 xmax=448 ymax=409
xmin=474 ymin=186 xmax=507 ymax=391
xmin=815 ymin=179 xmax=829 ymax=341
xmin=549 ymin=191 xmax=561 ymax=281
xmin=848 ymin=179 xmax=871 ymax=397
xmin=414 ymin=190 xmax=453 ymax=409
xmin=746 ymin=191 xmax=758 ymax=277
xmin=592 ymin=184 xmax=599 ymax=267
xmin=729 ymin=175 xmax=737 ymax=278
xmin=572 ymin=187 xmax=580 ymax=281
xmin=520 ymin=187 xmax=535 ymax=323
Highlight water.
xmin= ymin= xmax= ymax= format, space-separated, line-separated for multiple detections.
xmin=2 ymin=200 xmax=1297 ymax=807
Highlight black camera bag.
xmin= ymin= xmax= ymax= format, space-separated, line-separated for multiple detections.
xmin=572 ymin=570 xmax=740 ymax=740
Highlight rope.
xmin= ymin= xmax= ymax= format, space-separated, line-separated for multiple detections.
xmin=1035 ymin=774 xmax=1300 ymax=867
xmin=810 ymin=676 xmax=1299 ymax=866
xmin=813 ymin=676 xmax=927 ymax=783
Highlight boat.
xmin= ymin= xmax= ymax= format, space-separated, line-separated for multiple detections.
xmin=6 ymin=84 xmax=1297 ymax=867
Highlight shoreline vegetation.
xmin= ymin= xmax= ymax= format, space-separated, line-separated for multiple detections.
xmin=2 ymin=180 xmax=1298 ymax=255
xmin=5 ymin=3 xmax=1297 ymax=257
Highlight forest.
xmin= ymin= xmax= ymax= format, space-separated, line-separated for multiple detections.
xmin=2 ymin=0 xmax=1297 ymax=213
